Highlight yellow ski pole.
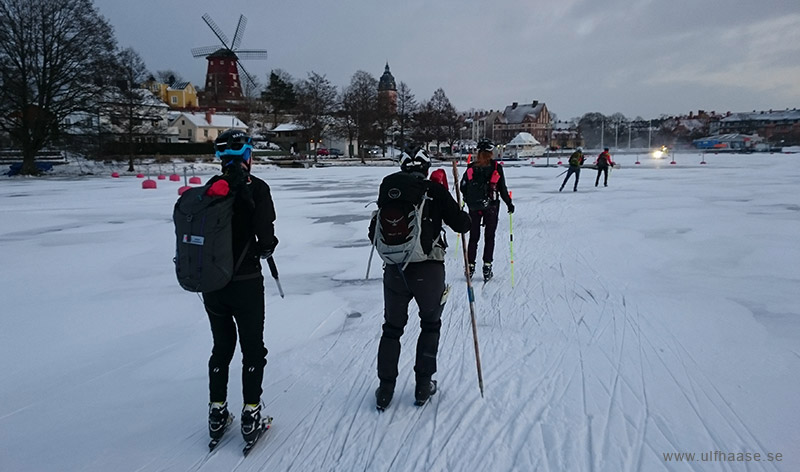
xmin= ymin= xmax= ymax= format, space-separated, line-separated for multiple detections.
xmin=509 ymin=191 xmax=514 ymax=288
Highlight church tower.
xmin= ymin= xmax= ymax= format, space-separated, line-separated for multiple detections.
xmin=378 ymin=62 xmax=397 ymax=114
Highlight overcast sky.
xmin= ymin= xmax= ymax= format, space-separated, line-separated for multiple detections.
xmin=93 ymin=0 xmax=800 ymax=121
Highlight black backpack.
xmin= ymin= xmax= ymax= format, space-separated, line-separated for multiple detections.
xmin=462 ymin=162 xmax=497 ymax=210
xmin=173 ymin=180 xmax=249 ymax=292
xmin=371 ymin=172 xmax=430 ymax=267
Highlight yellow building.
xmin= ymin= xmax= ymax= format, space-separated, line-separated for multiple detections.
xmin=144 ymin=80 xmax=198 ymax=109
xmin=169 ymin=110 xmax=247 ymax=143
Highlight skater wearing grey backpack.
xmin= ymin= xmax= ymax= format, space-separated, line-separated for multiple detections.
xmin=174 ymin=129 xmax=278 ymax=452
xmin=368 ymin=146 xmax=470 ymax=410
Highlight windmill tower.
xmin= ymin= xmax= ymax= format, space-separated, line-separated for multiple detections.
xmin=191 ymin=14 xmax=267 ymax=108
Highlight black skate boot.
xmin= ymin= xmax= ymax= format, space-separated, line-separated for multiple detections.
xmin=414 ymin=379 xmax=438 ymax=406
xmin=482 ymin=263 xmax=493 ymax=282
xmin=468 ymin=263 xmax=476 ymax=279
xmin=208 ymin=402 xmax=233 ymax=449
xmin=241 ymin=403 xmax=263 ymax=443
xmin=241 ymin=403 xmax=272 ymax=455
xmin=375 ymin=382 xmax=394 ymax=411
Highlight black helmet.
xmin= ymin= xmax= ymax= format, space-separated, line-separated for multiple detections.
xmin=399 ymin=145 xmax=431 ymax=174
xmin=604 ymin=147 xmax=609 ymax=152
xmin=214 ymin=129 xmax=253 ymax=166
xmin=477 ymin=139 xmax=494 ymax=152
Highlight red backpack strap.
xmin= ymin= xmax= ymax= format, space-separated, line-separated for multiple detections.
xmin=489 ymin=160 xmax=501 ymax=185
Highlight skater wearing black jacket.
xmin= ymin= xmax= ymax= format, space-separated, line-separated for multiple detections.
xmin=595 ymin=147 xmax=614 ymax=187
xmin=203 ymin=130 xmax=278 ymax=445
xmin=460 ymin=139 xmax=514 ymax=281
xmin=369 ymin=147 xmax=471 ymax=410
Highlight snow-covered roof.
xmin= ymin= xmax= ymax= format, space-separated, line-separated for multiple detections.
xmin=720 ymin=110 xmax=800 ymax=122
xmin=168 ymin=81 xmax=192 ymax=91
xmin=173 ymin=112 xmax=247 ymax=129
xmin=506 ymin=132 xmax=541 ymax=147
xmin=552 ymin=121 xmax=576 ymax=131
xmin=100 ymin=88 xmax=168 ymax=108
xmin=678 ymin=119 xmax=704 ymax=131
xmin=499 ymin=102 xmax=546 ymax=124
xmin=693 ymin=133 xmax=762 ymax=143
xmin=272 ymin=122 xmax=306 ymax=132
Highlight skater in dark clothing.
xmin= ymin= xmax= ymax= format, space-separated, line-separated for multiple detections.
xmin=560 ymin=147 xmax=585 ymax=192
xmin=459 ymin=139 xmax=514 ymax=281
xmin=369 ymin=146 xmax=471 ymax=410
xmin=595 ymin=147 xmax=614 ymax=187
xmin=203 ymin=130 xmax=278 ymax=444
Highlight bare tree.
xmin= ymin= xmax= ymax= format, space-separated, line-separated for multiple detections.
xmin=339 ymin=71 xmax=378 ymax=160
xmin=428 ymin=88 xmax=458 ymax=154
xmin=295 ymin=71 xmax=337 ymax=146
xmin=331 ymin=90 xmax=358 ymax=158
xmin=0 ymin=0 xmax=117 ymax=175
xmin=376 ymin=92 xmax=395 ymax=156
xmin=261 ymin=69 xmax=296 ymax=128
xmin=112 ymin=47 xmax=156 ymax=171
xmin=155 ymin=70 xmax=183 ymax=86
xmin=395 ymin=82 xmax=417 ymax=151
xmin=239 ymin=74 xmax=263 ymax=128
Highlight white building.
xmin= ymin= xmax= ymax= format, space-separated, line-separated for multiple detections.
xmin=169 ymin=111 xmax=248 ymax=143
xmin=63 ymin=88 xmax=179 ymax=143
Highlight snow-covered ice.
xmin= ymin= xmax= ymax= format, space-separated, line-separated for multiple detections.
xmin=1 ymin=152 xmax=798 ymax=471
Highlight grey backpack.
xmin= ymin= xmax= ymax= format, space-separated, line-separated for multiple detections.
xmin=173 ymin=182 xmax=248 ymax=292
xmin=372 ymin=172 xmax=431 ymax=268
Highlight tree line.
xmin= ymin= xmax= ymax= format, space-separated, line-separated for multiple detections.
xmin=258 ymin=69 xmax=460 ymax=159
xmin=0 ymin=0 xmax=463 ymax=174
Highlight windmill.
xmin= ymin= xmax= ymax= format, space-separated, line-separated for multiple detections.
xmin=192 ymin=14 xmax=267 ymax=105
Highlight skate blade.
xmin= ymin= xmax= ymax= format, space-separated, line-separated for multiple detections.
xmin=242 ymin=416 xmax=273 ymax=456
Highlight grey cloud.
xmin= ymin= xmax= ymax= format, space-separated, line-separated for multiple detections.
xmin=94 ymin=0 xmax=800 ymax=120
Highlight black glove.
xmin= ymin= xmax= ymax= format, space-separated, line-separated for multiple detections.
xmin=260 ymin=236 xmax=279 ymax=259
xmin=507 ymin=202 xmax=515 ymax=214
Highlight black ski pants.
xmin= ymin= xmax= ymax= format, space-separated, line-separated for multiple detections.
xmin=595 ymin=165 xmax=609 ymax=186
xmin=467 ymin=204 xmax=500 ymax=265
xmin=561 ymin=165 xmax=581 ymax=191
xmin=378 ymin=261 xmax=446 ymax=387
xmin=203 ymin=276 xmax=268 ymax=405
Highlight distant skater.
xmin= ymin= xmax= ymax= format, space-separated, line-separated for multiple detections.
xmin=595 ymin=147 xmax=614 ymax=187
xmin=460 ymin=139 xmax=514 ymax=281
xmin=560 ymin=147 xmax=585 ymax=192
